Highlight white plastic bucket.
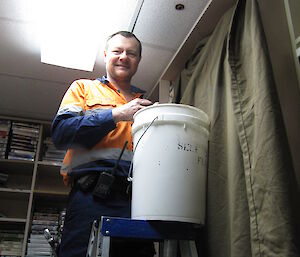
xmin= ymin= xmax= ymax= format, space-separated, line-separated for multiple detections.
xmin=131 ymin=103 xmax=209 ymax=224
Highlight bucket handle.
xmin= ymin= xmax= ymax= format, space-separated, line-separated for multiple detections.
xmin=127 ymin=116 xmax=158 ymax=182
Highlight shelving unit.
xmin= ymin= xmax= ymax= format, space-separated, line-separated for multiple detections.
xmin=0 ymin=189 xmax=30 ymax=220
xmin=0 ymin=116 xmax=70 ymax=257
xmin=34 ymin=162 xmax=69 ymax=196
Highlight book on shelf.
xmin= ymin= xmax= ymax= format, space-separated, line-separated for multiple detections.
xmin=10 ymin=137 xmax=37 ymax=144
xmin=10 ymin=149 xmax=35 ymax=156
xmin=11 ymin=122 xmax=40 ymax=137
xmin=33 ymin=216 xmax=59 ymax=222
xmin=10 ymin=129 xmax=39 ymax=138
xmin=0 ymin=139 xmax=8 ymax=145
xmin=26 ymin=249 xmax=52 ymax=255
xmin=0 ymin=145 xmax=8 ymax=151
xmin=32 ymin=220 xmax=59 ymax=226
xmin=0 ymin=172 xmax=8 ymax=186
xmin=28 ymin=234 xmax=48 ymax=240
xmin=7 ymin=154 xmax=34 ymax=162
xmin=0 ymin=119 xmax=11 ymax=159
xmin=31 ymin=225 xmax=58 ymax=234
xmin=8 ymin=146 xmax=35 ymax=155
xmin=0 ymin=120 xmax=11 ymax=133
xmin=42 ymin=137 xmax=65 ymax=164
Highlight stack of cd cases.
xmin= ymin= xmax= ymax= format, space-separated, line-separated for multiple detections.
xmin=0 ymin=229 xmax=24 ymax=256
xmin=26 ymin=210 xmax=59 ymax=256
xmin=8 ymin=122 xmax=40 ymax=161
xmin=42 ymin=137 xmax=66 ymax=165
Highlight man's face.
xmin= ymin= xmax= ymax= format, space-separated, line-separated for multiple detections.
xmin=104 ymin=35 xmax=141 ymax=83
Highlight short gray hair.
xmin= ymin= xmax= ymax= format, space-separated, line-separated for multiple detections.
xmin=106 ymin=31 xmax=142 ymax=57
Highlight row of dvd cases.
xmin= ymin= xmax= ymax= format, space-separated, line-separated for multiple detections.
xmin=0 ymin=117 xmax=70 ymax=257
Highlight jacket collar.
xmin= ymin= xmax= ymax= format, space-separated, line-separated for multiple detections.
xmin=97 ymin=76 xmax=145 ymax=94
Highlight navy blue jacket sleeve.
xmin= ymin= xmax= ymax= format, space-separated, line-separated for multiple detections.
xmin=51 ymin=109 xmax=116 ymax=150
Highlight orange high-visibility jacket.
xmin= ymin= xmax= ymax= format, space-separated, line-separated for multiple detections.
xmin=51 ymin=77 xmax=144 ymax=185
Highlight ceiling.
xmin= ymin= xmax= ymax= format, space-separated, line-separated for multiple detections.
xmin=0 ymin=0 xmax=211 ymax=122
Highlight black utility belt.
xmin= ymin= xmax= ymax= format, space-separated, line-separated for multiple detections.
xmin=74 ymin=172 xmax=130 ymax=199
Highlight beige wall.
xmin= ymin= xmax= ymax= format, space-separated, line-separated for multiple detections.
xmin=289 ymin=0 xmax=300 ymax=38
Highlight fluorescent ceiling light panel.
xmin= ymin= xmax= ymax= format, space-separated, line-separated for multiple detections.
xmin=36 ymin=0 xmax=139 ymax=71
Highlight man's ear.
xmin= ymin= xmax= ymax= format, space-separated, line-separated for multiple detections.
xmin=104 ymin=50 xmax=107 ymax=63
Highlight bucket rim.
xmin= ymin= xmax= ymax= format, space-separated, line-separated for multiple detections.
xmin=134 ymin=103 xmax=209 ymax=124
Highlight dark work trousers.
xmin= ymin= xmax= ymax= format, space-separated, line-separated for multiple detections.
xmin=58 ymin=187 xmax=155 ymax=257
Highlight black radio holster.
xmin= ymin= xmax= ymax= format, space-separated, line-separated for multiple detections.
xmin=75 ymin=173 xmax=98 ymax=192
xmin=92 ymin=172 xmax=115 ymax=199
xmin=75 ymin=172 xmax=115 ymax=200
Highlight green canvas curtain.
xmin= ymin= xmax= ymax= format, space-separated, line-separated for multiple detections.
xmin=173 ymin=0 xmax=300 ymax=256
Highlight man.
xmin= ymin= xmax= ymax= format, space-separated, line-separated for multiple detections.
xmin=51 ymin=31 xmax=154 ymax=257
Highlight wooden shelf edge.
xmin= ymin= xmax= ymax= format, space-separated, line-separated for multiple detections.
xmin=34 ymin=189 xmax=70 ymax=196
xmin=0 ymin=158 xmax=34 ymax=165
xmin=0 ymin=217 xmax=27 ymax=223
xmin=0 ymin=188 xmax=31 ymax=194
xmin=37 ymin=161 xmax=62 ymax=167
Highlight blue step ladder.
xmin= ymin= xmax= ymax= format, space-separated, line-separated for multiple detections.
xmin=86 ymin=216 xmax=202 ymax=257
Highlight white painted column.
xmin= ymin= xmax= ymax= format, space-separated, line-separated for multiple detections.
xmin=159 ymin=80 xmax=171 ymax=103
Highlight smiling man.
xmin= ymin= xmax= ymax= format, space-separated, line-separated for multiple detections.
xmin=51 ymin=31 xmax=154 ymax=257
xmin=105 ymin=33 xmax=141 ymax=86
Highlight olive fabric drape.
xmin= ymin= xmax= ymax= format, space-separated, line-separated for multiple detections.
xmin=173 ymin=0 xmax=300 ymax=256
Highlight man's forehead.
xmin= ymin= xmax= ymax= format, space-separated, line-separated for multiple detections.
xmin=107 ymin=35 xmax=139 ymax=49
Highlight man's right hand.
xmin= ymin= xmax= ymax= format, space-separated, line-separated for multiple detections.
xmin=112 ymin=98 xmax=153 ymax=123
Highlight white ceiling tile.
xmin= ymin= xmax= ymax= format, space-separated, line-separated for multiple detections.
xmin=0 ymin=74 xmax=68 ymax=120
xmin=0 ymin=0 xmax=33 ymax=22
xmin=134 ymin=0 xmax=210 ymax=51
xmin=0 ymin=20 xmax=98 ymax=83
